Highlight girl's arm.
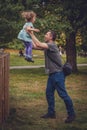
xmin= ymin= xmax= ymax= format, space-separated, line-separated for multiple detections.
xmin=26 ymin=26 xmax=40 ymax=32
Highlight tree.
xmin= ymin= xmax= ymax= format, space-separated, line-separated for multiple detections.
xmin=61 ymin=0 xmax=87 ymax=72
xmin=0 ymin=18 xmax=16 ymax=44
xmin=38 ymin=0 xmax=87 ymax=72
xmin=1 ymin=0 xmax=87 ymax=71
xmin=0 ymin=0 xmax=24 ymax=47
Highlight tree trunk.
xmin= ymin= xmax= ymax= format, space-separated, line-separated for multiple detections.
xmin=66 ymin=32 xmax=78 ymax=72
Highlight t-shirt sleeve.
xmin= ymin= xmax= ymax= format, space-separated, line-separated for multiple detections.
xmin=23 ymin=22 xmax=34 ymax=29
xmin=27 ymin=23 xmax=34 ymax=28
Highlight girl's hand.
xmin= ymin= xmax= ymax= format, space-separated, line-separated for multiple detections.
xmin=34 ymin=29 xmax=40 ymax=32
xmin=26 ymin=26 xmax=31 ymax=31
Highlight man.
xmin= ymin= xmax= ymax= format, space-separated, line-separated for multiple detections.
xmin=28 ymin=30 xmax=76 ymax=123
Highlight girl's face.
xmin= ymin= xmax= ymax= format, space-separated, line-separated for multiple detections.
xmin=31 ymin=16 xmax=36 ymax=23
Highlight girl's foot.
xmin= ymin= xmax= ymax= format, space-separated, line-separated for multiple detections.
xmin=25 ymin=57 xmax=34 ymax=63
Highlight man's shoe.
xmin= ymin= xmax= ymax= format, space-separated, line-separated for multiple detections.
xmin=41 ymin=113 xmax=56 ymax=119
xmin=65 ymin=115 xmax=76 ymax=123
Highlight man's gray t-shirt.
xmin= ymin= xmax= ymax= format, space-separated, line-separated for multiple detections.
xmin=44 ymin=42 xmax=63 ymax=74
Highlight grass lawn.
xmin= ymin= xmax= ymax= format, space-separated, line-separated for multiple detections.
xmin=0 ymin=66 xmax=87 ymax=130
xmin=5 ymin=49 xmax=87 ymax=66
xmin=5 ymin=49 xmax=45 ymax=66
xmin=1 ymin=49 xmax=87 ymax=130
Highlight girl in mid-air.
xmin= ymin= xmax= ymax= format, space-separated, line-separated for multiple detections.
xmin=18 ymin=11 xmax=39 ymax=62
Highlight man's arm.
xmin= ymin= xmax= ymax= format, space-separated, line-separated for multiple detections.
xmin=32 ymin=41 xmax=43 ymax=50
xmin=29 ymin=32 xmax=48 ymax=49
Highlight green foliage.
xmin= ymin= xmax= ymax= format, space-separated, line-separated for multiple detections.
xmin=0 ymin=1 xmax=24 ymax=21
xmin=0 ymin=0 xmax=24 ymax=45
xmin=8 ymin=39 xmax=24 ymax=50
xmin=0 ymin=0 xmax=87 ymax=52
xmin=81 ymin=26 xmax=87 ymax=46
xmin=0 ymin=19 xmax=16 ymax=44
xmin=81 ymin=44 xmax=87 ymax=52
xmin=62 ymin=0 xmax=87 ymax=32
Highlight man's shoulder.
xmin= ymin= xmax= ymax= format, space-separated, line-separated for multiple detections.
xmin=47 ymin=42 xmax=57 ymax=49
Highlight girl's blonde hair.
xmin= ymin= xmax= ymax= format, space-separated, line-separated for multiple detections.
xmin=21 ymin=11 xmax=36 ymax=21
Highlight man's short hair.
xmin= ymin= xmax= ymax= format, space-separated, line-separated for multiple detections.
xmin=49 ymin=30 xmax=56 ymax=41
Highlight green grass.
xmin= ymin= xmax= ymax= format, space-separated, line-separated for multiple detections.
xmin=10 ymin=54 xmax=87 ymax=66
xmin=8 ymin=50 xmax=87 ymax=66
xmin=77 ymin=56 xmax=87 ymax=64
xmin=10 ymin=54 xmax=44 ymax=66
xmin=9 ymin=49 xmax=44 ymax=66
xmin=1 ymin=50 xmax=87 ymax=129
xmin=0 ymin=66 xmax=87 ymax=130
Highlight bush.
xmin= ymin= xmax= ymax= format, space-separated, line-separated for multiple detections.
xmin=8 ymin=39 xmax=24 ymax=50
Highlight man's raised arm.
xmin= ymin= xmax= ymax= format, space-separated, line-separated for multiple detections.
xmin=27 ymin=29 xmax=48 ymax=49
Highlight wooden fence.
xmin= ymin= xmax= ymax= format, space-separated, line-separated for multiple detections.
xmin=0 ymin=53 xmax=10 ymax=124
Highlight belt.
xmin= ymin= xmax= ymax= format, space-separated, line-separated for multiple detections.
xmin=49 ymin=70 xmax=62 ymax=76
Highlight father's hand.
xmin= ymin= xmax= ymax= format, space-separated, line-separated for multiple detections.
xmin=25 ymin=27 xmax=33 ymax=35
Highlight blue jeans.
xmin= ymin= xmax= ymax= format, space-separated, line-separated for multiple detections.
xmin=23 ymin=41 xmax=32 ymax=58
xmin=46 ymin=71 xmax=75 ymax=116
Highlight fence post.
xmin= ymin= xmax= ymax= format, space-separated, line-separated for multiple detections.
xmin=0 ymin=52 xmax=10 ymax=124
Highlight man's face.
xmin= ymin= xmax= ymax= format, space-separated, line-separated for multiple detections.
xmin=44 ymin=31 xmax=52 ymax=42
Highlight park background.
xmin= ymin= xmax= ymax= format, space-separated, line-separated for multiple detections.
xmin=0 ymin=0 xmax=87 ymax=130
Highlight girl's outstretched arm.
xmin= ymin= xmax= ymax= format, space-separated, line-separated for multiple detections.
xmin=26 ymin=26 xmax=40 ymax=32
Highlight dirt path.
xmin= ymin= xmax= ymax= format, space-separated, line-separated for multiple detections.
xmin=10 ymin=64 xmax=87 ymax=69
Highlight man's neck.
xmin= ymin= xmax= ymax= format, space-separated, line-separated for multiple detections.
xmin=48 ymin=40 xmax=54 ymax=43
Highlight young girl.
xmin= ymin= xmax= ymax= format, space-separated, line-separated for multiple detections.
xmin=18 ymin=11 xmax=39 ymax=62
